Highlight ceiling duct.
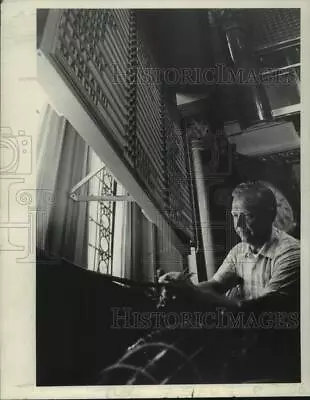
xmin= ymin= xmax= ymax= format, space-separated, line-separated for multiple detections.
xmin=225 ymin=121 xmax=299 ymax=157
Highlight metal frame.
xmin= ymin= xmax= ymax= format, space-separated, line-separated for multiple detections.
xmin=69 ymin=166 xmax=134 ymax=202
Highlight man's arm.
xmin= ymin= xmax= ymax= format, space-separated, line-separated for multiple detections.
xmin=231 ymin=244 xmax=300 ymax=311
xmin=252 ymin=244 xmax=300 ymax=311
xmin=160 ymin=245 xmax=243 ymax=310
xmin=196 ymin=279 xmax=227 ymax=294
xmin=202 ymin=244 xmax=242 ymax=295
xmin=263 ymin=245 xmax=300 ymax=297
xmin=191 ymin=283 xmax=242 ymax=310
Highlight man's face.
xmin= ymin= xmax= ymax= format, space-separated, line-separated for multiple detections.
xmin=231 ymin=195 xmax=273 ymax=246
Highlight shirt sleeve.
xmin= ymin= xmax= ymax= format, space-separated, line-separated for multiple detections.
xmin=211 ymin=245 xmax=241 ymax=291
xmin=262 ymin=245 xmax=300 ymax=297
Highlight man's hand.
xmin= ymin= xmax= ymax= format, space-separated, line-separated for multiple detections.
xmin=158 ymin=271 xmax=241 ymax=310
xmin=157 ymin=271 xmax=196 ymax=308
xmin=159 ymin=271 xmax=195 ymax=292
xmin=158 ymin=271 xmax=189 ymax=283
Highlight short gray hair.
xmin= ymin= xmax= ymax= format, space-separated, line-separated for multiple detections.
xmin=232 ymin=181 xmax=277 ymax=220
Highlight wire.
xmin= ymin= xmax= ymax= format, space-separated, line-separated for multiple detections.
xmin=100 ymin=362 xmax=157 ymax=384
xmin=119 ymin=341 xmax=202 ymax=381
xmin=160 ymin=346 xmax=205 ymax=384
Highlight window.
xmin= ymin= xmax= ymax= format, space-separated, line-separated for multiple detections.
xmin=87 ymin=148 xmax=126 ymax=277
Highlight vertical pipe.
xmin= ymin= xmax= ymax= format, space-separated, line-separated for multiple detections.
xmin=187 ymin=246 xmax=199 ymax=284
xmin=222 ymin=11 xmax=272 ymax=129
xmin=191 ymin=142 xmax=216 ymax=279
xmin=206 ymin=10 xmax=226 ymax=133
xmin=142 ymin=221 xmax=156 ymax=282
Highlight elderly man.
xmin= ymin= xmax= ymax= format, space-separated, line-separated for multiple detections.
xmin=160 ymin=181 xmax=300 ymax=311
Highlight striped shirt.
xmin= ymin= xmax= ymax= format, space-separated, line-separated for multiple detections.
xmin=212 ymin=227 xmax=300 ymax=300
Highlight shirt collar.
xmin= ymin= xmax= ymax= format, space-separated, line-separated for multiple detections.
xmin=244 ymin=226 xmax=280 ymax=259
